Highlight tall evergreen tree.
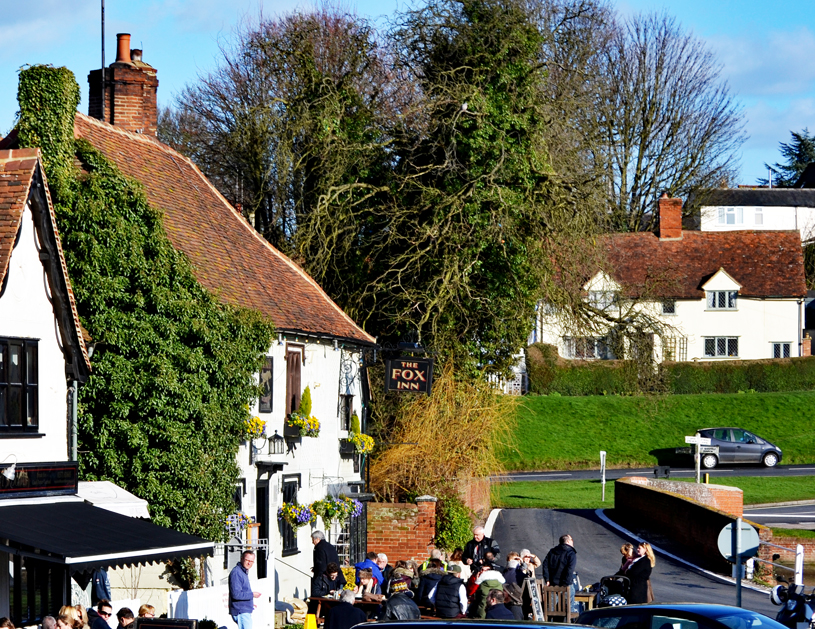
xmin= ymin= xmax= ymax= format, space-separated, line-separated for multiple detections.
xmin=761 ymin=129 xmax=815 ymax=187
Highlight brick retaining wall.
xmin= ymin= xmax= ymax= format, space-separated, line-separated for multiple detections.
xmin=367 ymin=496 xmax=437 ymax=561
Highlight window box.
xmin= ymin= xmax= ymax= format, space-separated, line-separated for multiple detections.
xmin=339 ymin=438 xmax=356 ymax=455
xmin=283 ymin=422 xmax=302 ymax=440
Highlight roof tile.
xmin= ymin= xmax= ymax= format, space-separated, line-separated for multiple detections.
xmin=74 ymin=114 xmax=375 ymax=345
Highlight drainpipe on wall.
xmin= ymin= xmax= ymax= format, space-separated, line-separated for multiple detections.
xmin=71 ymin=380 xmax=78 ymax=461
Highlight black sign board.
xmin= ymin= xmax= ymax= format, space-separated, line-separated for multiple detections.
xmin=384 ymin=358 xmax=434 ymax=394
xmin=0 ymin=461 xmax=78 ymax=499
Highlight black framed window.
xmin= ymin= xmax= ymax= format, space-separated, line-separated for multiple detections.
xmin=281 ymin=476 xmax=300 ymax=556
xmin=339 ymin=394 xmax=353 ymax=431
xmin=0 ymin=339 xmax=38 ymax=432
xmin=259 ymin=357 xmax=273 ymax=413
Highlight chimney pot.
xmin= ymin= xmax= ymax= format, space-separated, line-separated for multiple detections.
xmin=131 ymin=49 xmax=143 ymax=63
xmin=658 ymin=196 xmax=683 ymax=240
xmin=115 ymin=33 xmax=132 ymax=64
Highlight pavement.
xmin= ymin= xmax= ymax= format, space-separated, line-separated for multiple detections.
xmin=744 ymin=503 xmax=815 ymax=529
xmin=491 ymin=508 xmax=778 ymax=617
xmin=494 ymin=463 xmax=815 ymax=482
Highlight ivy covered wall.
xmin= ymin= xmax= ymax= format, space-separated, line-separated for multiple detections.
xmin=17 ymin=65 xmax=275 ymax=541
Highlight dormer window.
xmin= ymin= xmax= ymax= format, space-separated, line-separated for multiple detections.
xmin=707 ymin=291 xmax=737 ymax=310
xmin=588 ymin=291 xmax=616 ymax=310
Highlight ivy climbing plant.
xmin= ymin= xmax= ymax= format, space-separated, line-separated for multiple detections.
xmin=17 ymin=65 xmax=275 ymax=541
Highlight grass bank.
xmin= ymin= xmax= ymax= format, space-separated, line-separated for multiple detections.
xmin=499 ymin=391 xmax=815 ymax=470
xmin=492 ymin=476 xmax=815 ymax=510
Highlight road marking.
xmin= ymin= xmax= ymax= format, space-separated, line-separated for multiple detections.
xmin=745 ymin=511 xmax=815 ymax=520
xmin=788 ymin=468 xmax=815 ymax=471
xmin=516 ymin=473 xmax=573 ymax=478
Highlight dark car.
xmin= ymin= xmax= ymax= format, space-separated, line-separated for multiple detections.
xmin=359 ymin=621 xmax=581 ymax=628
xmin=696 ymin=428 xmax=782 ymax=469
xmin=578 ymin=603 xmax=787 ymax=629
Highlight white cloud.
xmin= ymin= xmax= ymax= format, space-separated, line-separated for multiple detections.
xmin=711 ymin=27 xmax=815 ymax=98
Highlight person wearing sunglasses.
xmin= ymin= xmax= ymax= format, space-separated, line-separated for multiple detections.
xmin=87 ymin=600 xmax=113 ymax=629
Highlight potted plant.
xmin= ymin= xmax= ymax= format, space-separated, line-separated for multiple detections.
xmin=277 ymin=502 xmax=316 ymax=528
xmin=286 ymin=386 xmax=321 ymax=437
xmin=311 ymin=496 xmax=364 ymax=526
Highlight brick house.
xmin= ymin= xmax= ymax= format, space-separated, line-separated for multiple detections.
xmin=532 ymin=195 xmax=808 ymax=362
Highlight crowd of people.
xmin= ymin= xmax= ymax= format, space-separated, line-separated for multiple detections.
xmin=305 ymin=526 xmax=658 ymax=628
xmin=15 ymin=602 xmax=157 ymax=629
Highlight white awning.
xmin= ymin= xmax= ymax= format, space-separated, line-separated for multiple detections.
xmin=77 ymin=481 xmax=150 ymax=519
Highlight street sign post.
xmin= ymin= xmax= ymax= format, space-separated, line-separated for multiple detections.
xmin=685 ymin=435 xmax=711 ymax=483
xmin=718 ymin=519 xmax=760 ymax=608
xmin=600 ymin=451 xmax=607 ymax=502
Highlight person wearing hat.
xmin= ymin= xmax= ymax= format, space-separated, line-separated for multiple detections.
xmin=429 ymin=564 xmax=467 ymax=618
xmin=379 ymin=580 xmax=420 ymax=620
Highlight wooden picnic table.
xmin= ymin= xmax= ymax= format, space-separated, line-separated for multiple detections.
xmin=573 ymin=590 xmax=598 ymax=611
xmin=309 ymin=596 xmax=383 ymax=624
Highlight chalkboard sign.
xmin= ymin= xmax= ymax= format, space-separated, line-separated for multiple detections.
xmin=134 ymin=618 xmax=197 ymax=629
xmin=525 ymin=577 xmax=543 ymax=621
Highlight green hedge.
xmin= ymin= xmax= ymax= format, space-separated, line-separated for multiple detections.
xmin=665 ymin=357 xmax=815 ymax=394
xmin=526 ymin=343 xmax=638 ymax=395
xmin=526 ymin=343 xmax=815 ymax=396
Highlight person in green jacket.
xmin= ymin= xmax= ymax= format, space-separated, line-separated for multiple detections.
xmin=469 ymin=564 xmax=506 ymax=619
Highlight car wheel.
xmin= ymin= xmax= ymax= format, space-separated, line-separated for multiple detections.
xmin=763 ymin=452 xmax=779 ymax=468
xmin=702 ymin=454 xmax=718 ymax=469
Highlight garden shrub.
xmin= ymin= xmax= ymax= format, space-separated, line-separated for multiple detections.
xmin=434 ymin=494 xmax=474 ymax=553
xmin=526 ymin=343 xmax=638 ymax=396
xmin=665 ymin=357 xmax=815 ymax=394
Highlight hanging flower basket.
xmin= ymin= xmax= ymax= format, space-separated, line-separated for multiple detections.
xmin=311 ymin=496 xmax=364 ymax=525
xmin=287 ymin=412 xmax=320 ymax=437
xmin=278 ymin=502 xmax=316 ymax=528
xmin=244 ymin=416 xmax=267 ymax=440
xmin=348 ymin=432 xmax=375 ymax=455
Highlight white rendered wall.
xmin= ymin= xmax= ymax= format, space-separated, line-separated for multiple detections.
xmin=211 ymin=339 xmax=365 ymax=602
xmin=0 ymin=201 xmax=69 ymax=462
xmin=700 ymin=205 xmax=815 ymax=242
xmin=533 ymin=295 xmax=802 ymax=362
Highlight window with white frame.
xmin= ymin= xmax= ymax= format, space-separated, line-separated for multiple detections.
xmin=563 ymin=337 xmax=612 ymax=360
xmin=718 ymin=207 xmax=743 ymax=225
xmin=662 ymin=300 xmax=676 ymax=315
xmin=704 ymin=337 xmax=739 ymax=358
xmin=588 ymin=291 xmax=616 ymax=310
xmin=706 ymin=291 xmax=737 ymax=310
xmin=755 ymin=208 xmax=763 ymax=226
xmin=772 ymin=342 xmax=791 ymax=359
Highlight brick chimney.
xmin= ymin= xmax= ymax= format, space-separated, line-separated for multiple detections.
xmin=658 ymin=193 xmax=683 ymax=240
xmin=88 ymin=33 xmax=159 ymax=136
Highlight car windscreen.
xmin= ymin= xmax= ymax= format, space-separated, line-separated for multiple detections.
xmin=706 ymin=611 xmax=788 ymax=629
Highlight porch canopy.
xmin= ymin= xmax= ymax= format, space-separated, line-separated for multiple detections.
xmin=0 ymin=501 xmax=213 ymax=571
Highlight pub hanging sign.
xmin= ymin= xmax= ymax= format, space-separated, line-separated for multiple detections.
xmin=385 ymin=358 xmax=434 ymax=394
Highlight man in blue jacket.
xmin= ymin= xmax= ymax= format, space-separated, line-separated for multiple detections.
xmin=230 ymin=551 xmax=261 ymax=629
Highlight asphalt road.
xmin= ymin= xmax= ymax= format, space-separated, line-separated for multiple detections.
xmin=492 ymin=508 xmax=777 ymax=617
xmin=744 ymin=504 xmax=815 ymax=529
xmin=494 ymin=463 xmax=815 ymax=482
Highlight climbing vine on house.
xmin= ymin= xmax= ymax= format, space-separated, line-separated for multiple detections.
xmin=16 ymin=65 xmax=275 ymax=542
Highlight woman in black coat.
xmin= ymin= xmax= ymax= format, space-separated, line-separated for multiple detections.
xmin=626 ymin=542 xmax=654 ymax=604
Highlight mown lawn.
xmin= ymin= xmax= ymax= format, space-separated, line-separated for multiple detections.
xmin=492 ymin=476 xmax=815 ymax=509
xmin=499 ymin=391 xmax=815 ymax=470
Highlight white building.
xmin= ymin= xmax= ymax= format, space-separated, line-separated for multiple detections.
xmin=699 ymin=188 xmax=815 ymax=244
xmin=533 ymin=196 xmax=808 ymax=362
xmin=0 ymin=148 xmax=214 ymax=626
xmin=71 ymin=41 xmax=377 ymax=625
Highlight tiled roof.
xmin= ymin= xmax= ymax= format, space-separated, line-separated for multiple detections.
xmin=74 ymin=114 xmax=375 ymax=345
xmin=700 ymin=188 xmax=815 ymax=207
xmin=0 ymin=148 xmax=91 ymax=374
xmin=603 ymin=230 xmax=806 ymax=299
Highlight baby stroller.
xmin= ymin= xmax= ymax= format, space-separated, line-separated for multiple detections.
xmin=597 ymin=575 xmax=630 ymax=607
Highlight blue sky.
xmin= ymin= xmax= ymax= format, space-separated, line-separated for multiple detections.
xmin=2 ymin=0 xmax=814 ymax=184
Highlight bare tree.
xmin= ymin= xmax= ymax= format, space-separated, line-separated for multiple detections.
xmin=594 ymin=12 xmax=745 ymax=232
